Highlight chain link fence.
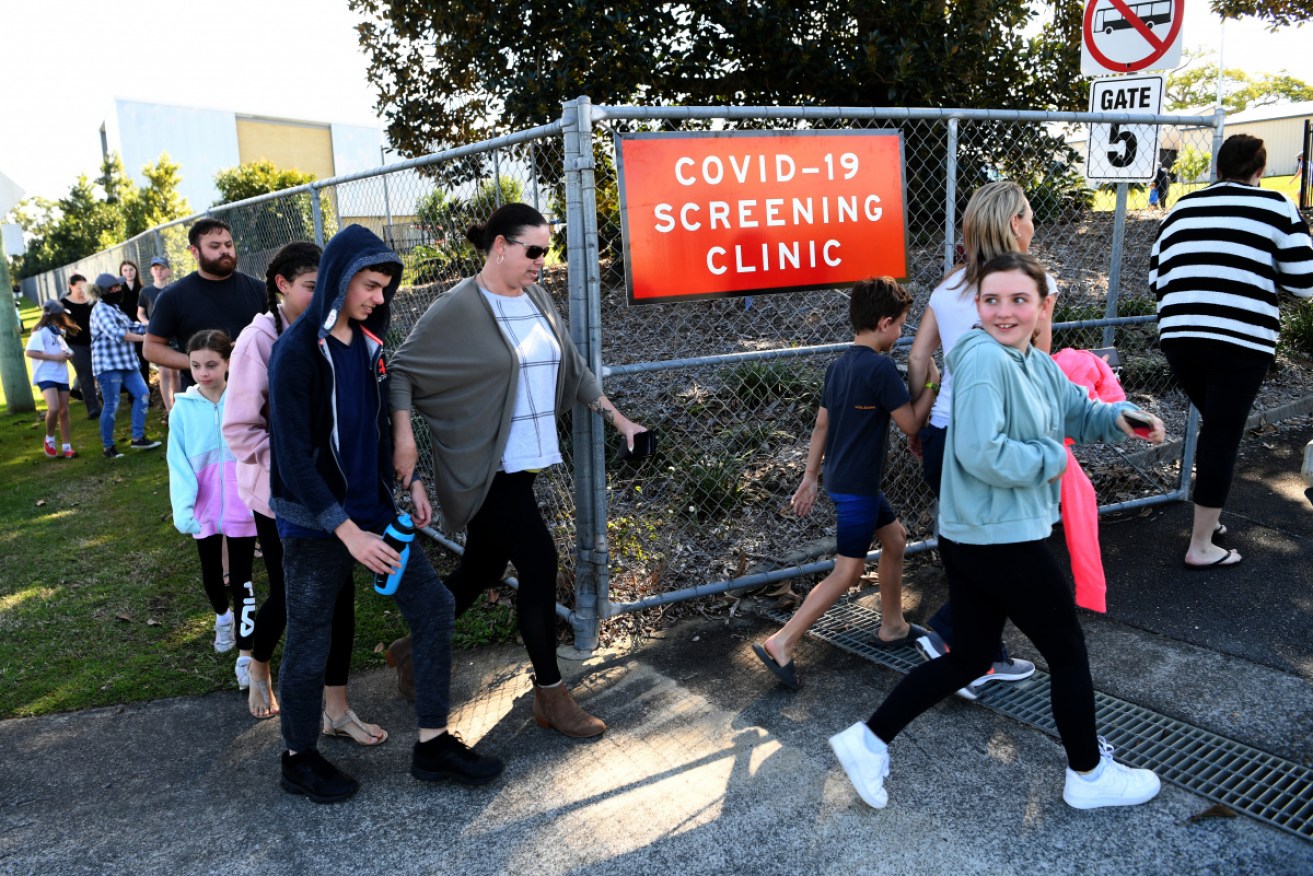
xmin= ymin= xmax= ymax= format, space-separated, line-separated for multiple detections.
xmin=20 ymin=101 xmax=1224 ymax=650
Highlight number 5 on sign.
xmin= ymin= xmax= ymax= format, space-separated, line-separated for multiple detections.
xmin=1086 ymin=74 xmax=1163 ymax=182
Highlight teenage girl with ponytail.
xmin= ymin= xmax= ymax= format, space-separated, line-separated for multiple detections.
xmin=222 ymin=243 xmax=384 ymax=741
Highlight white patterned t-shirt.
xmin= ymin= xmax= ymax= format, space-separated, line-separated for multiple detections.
xmin=481 ymin=288 xmax=563 ymax=472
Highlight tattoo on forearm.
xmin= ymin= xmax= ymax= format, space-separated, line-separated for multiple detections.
xmin=589 ymin=398 xmax=616 ymax=424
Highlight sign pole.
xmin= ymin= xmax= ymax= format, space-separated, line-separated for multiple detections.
xmin=1102 ymin=183 xmax=1129 ymax=348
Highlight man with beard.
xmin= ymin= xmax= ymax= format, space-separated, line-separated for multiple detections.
xmin=144 ymin=219 xmax=266 ymax=389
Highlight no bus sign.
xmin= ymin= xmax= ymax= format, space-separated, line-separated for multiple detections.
xmin=614 ymin=131 xmax=908 ymax=305
xmin=1086 ymin=75 xmax=1164 ymax=182
xmin=1080 ymin=0 xmax=1185 ymax=77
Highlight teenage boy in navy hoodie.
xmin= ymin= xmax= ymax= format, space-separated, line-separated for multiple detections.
xmin=268 ymin=224 xmax=503 ymax=803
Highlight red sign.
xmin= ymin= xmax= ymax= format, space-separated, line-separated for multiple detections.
xmin=1081 ymin=0 xmax=1185 ymax=76
xmin=615 ymin=131 xmax=907 ymax=305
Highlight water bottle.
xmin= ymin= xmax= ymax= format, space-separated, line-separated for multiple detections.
xmin=373 ymin=513 xmax=416 ymax=596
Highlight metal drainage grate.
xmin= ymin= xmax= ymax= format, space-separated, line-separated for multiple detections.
xmin=764 ymin=598 xmax=1313 ymax=842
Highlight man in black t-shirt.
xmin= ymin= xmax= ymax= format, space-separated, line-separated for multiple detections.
xmin=144 ymin=218 xmax=265 ymax=389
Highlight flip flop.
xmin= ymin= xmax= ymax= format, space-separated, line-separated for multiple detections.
xmin=1213 ymin=523 xmax=1227 ymax=539
xmin=872 ymin=623 xmax=929 ymax=649
xmin=752 ymin=643 xmax=800 ymax=690
xmin=1183 ymin=549 xmax=1242 ymax=570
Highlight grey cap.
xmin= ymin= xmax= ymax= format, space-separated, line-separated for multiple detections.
xmin=93 ymin=272 xmax=124 ymax=291
xmin=150 ymin=255 xmax=170 ymax=267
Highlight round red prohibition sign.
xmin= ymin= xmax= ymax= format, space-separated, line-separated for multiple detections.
xmin=1083 ymin=0 xmax=1184 ymax=72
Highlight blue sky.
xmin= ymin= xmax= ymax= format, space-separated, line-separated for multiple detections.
xmin=1 ymin=0 xmax=1310 ymax=206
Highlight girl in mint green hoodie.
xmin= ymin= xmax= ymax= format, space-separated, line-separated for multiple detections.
xmin=828 ymin=253 xmax=1168 ymax=813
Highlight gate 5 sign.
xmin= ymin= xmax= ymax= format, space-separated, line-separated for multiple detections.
xmin=1085 ymin=75 xmax=1163 ymax=182
xmin=1080 ymin=0 xmax=1185 ymax=76
xmin=615 ymin=131 xmax=907 ymax=305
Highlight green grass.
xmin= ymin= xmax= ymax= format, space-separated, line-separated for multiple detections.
xmin=0 ymin=312 xmax=514 ymax=719
xmin=1091 ymin=174 xmax=1303 ymax=213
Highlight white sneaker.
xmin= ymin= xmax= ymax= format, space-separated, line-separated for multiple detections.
xmin=235 ymin=655 xmax=252 ymax=691
xmin=1063 ymin=737 xmax=1161 ymax=810
xmin=828 ymin=721 xmax=890 ymax=809
xmin=214 ymin=612 xmax=235 ymax=653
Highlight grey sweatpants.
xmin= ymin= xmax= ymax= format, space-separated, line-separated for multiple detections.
xmin=279 ymin=535 xmax=455 ymax=753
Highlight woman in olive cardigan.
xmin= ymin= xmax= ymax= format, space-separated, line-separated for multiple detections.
xmin=390 ymin=203 xmax=646 ymax=738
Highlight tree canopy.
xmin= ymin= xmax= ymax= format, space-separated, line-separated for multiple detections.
xmin=349 ymin=0 xmax=1084 ymax=156
xmin=5 ymin=153 xmax=190 ymax=279
xmin=1210 ymin=0 xmax=1311 ymax=29
xmin=1166 ymin=50 xmax=1313 ymax=114
xmin=213 ymin=160 xmax=316 ymax=206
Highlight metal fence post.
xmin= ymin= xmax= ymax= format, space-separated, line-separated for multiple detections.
xmin=1210 ymin=107 xmax=1227 ymax=182
xmin=561 ymin=96 xmax=605 ymax=652
xmin=310 ymin=184 xmax=324 ymax=246
xmin=943 ymin=118 xmax=959 ymax=275
xmin=1101 ymin=183 xmax=1129 ymax=348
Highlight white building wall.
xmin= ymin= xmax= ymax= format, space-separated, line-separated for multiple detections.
xmin=112 ymin=99 xmax=240 ymax=211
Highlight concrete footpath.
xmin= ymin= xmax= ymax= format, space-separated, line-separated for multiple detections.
xmin=3 ymin=421 xmax=1312 ymax=876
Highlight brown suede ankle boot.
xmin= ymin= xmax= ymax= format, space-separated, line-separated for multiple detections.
xmin=385 ymin=636 xmax=415 ymax=702
xmin=532 ymin=676 xmax=606 ymax=738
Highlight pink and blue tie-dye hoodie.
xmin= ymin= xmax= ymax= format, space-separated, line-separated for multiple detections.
xmin=167 ymin=385 xmax=257 ymax=539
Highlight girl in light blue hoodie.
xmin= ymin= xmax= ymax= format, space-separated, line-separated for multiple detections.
xmin=828 ymin=253 xmax=1168 ymax=813
xmin=168 ymin=329 xmax=258 ymax=691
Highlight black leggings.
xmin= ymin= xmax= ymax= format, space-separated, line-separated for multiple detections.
xmin=867 ymin=537 xmax=1100 ymax=772
xmin=196 ymin=534 xmax=256 ymax=652
xmin=1161 ymin=339 xmax=1271 ymax=509
xmin=444 ymin=471 xmax=563 ymax=686
xmin=250 ymin=513 xmax=353 ymax=684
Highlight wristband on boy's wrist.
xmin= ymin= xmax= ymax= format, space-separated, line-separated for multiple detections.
xmin=924 ymin=381 xmax=939 ymax=392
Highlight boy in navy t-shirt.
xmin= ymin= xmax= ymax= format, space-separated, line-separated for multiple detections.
xmin=752 ymin=277 xmax=937 ymax=690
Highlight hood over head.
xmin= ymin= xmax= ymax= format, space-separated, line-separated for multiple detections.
xmin=308 ymin=224 xmax=403 ymax=341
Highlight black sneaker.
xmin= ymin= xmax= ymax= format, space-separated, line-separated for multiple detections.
xmin=103 ymin=446 xmax=125 ymax=459
xmin=281 ymin=749 xmax=359 ymax=803
xmin=411 ymin=732 xmax=504 ymax=785
xmin=129 ymin=437 xmax=162 ymax=450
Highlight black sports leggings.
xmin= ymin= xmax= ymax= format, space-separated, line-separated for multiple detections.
xmin=196 ymin=534 xmax=256 ymax=652
xmin=867 ymin=537 xmax=1100 ymax=772
xmin=250 ymin=512 xmax=353 ymax=684
xmin=444 ymin=471 xmax=563 ymax=686
xmin=1160 ymin=339 xmax=1271 ymax=509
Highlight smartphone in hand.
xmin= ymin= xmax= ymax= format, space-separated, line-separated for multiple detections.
xmin=1123 ymin=409 xmax=1154 ymax=439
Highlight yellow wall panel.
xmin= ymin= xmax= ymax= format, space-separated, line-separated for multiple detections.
xmin=236 ymin=118 xmax=335 ymax=180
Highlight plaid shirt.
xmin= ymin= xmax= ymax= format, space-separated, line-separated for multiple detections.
xmin=90 ymin=301 xmax=147 ymax=376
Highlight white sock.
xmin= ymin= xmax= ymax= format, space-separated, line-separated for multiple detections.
xmin=1078 ymin=759 xmax=1107 ymax=781
xmin=62 ymin=444 xmax=72 ymax=452
xmin=862 ymin=725 xmax=888 ymax=755
xmin=217 ymin=610 xmax=233 ymax=624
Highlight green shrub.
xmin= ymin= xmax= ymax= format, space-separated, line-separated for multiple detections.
xmin=680 ymin=454 xmax=744 ymax=519
xmin=1280 ymin=299 xmax=1313 ymax=359
xmin=725 ymin=360 xmax=813 ymax=406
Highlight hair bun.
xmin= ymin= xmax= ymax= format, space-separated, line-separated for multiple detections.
xmin=465 ymin=224 xmax=487 ymax=249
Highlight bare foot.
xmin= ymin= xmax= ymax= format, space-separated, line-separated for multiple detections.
xmin=1184 ymin=545 xmax=1242 ymax=567
xmin=876 ymin=622 xmax=911 ymax=644
xmin=762 ymin=635 xmax=791 ymax=668
xmin=247 ymin=662 xmax=279 ymax=719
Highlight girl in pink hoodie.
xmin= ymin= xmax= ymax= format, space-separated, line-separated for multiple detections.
xmin=223 ymin=244 xmax=381 ymax=741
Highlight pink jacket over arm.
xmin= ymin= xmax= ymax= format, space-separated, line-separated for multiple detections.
xmin=222 ymin=309 xmax=280 ymax=520
xmin=1051 ymin=348 xmax=1127 ymax=614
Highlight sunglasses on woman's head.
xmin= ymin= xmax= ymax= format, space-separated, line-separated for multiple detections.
xmin=506 ymin=238 xmax=551 ymax=260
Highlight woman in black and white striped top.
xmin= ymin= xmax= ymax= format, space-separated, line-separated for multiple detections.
xmin=1150 ymin=133 xmax=1313 ymax=569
